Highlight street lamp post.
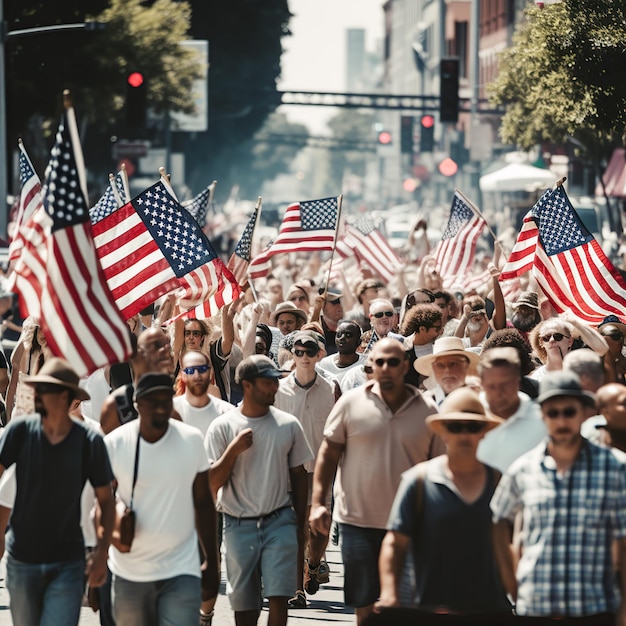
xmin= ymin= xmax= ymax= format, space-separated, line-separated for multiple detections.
xmin=0 ymin=14 xmax=104 ymax=238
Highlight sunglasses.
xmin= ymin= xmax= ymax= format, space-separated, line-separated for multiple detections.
xmin=34 ymin=383 xmax=67 ymax=395
xmin=540 ymin=333 xmax=569 ymax=342
xmin=182 ymin=364 xmax=210 ymax=375
xmin=184 ymin=329 xmax=204 ymax=338
xmin=294 ymin=348 xmax=318 ymax=358
xmin=545 ymin=407 xmax=579 ymax=419
xmin=374 ymin=357 xmax=402 ymax=367
xmin=602 ymin=332 xmax=624 ymax=341
xmin=372 ymin=311 xmax=394 ymax=319
xmin=442 ymin=421 xmax=486 ymax=434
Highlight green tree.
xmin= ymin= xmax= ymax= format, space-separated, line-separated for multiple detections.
xmin=489 ymin=1 xmax=626 ymax=154
xmin=6 ymin=0 xmax=201 ymax=178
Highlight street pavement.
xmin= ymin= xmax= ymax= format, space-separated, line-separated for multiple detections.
xmin=0 ymin=543 xmax=354 ymax=625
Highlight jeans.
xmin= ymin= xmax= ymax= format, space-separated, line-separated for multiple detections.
xmin=112 ymin=573 xmax=201 ymax=626
xmin=6 ymin=555 xmax=85 ymax=626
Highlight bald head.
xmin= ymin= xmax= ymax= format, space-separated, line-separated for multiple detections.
xmin=136 ymin=327 xmax=175 ymax=377
xmin=596 ymin=383 xmax=626 ymax=430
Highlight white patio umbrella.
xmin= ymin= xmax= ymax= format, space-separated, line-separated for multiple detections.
xmin=479 ymin=162 xmax=557 ymax=192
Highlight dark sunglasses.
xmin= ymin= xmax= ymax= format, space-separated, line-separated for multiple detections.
xmin=602 ymin=332 xmax=624 ymax=341
xmin=443 ymin=421 xmax=486 ymax=434
xmin=34 ymin=383 xmax=67 ymax=395
xmin=184 ymin=329 xmax=204 ymax=338
xmin=374 ymin=357 xmax=402 ymax=368
xmin=294 ymin=348 xmax=318 ymax=358
xmin=182 ymin=364 xmax=210 ymax=375
xmin=545 ymin=407 xmax=579 ymax=419
xmin=540 ymin=333 xmax=569 ymax=342
xmin=372 ymin=311 xmax=394 ymax=319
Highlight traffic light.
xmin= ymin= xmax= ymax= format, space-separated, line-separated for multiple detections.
xmin=377 ymin=130 xmax=392 ymax=145
xmin=126 ymin=71 xmax=147 ymax=135
xmin=420 ymin=115 xmax=435 ymax=152
xmin=400 ymin=116 xmax=414 ymax=154
xmin=440 ymin=58 xmax=460 ymax=123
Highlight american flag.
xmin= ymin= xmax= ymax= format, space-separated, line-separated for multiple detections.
xmin=531 ymin=186 xmax=626 ymax=323
xmin=499 ymin=189 xmax=551 ymax=281
xmin=248 ymin=196 xmax=340 ymax=280
xmin=227 ymin=205 xmax=259 ymax=291
xmin=343 ymin=216 xmax=404 ymax=282
xmin=433 ymin=191 xmax=486 ymax=289
xmin=90 ymin=180 xmax=241 ymax=320
xmin=9 ymin=142 xmax=43 ymax=263
xmin=182 ymin=181 xmax=215 ymax=228
xmin=90 ymin=172 xmax=127 ymax=223
xmin=7 ymin=103 xmax=133 ymax=377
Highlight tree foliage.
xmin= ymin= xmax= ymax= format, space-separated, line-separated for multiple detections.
xmin=489 ymin=1 xmax=626 ymax=153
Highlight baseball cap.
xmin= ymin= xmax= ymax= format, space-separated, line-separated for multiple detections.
xmin=235 ymin=355 xmax=284 ymax=384
xmin=134 ymin=373 xmax=174 ymax=400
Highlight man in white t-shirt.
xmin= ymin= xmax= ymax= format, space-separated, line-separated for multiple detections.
xmin=174 ymin=351 xmax=233 ymax=437
xmin=205 ymin=355 xmax=312 ymax=625
xmin=105 ymin=373 xmax=219 ymax=626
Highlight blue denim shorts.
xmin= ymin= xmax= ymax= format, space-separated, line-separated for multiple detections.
xmin=340 ymin=523 xmax=386 ymax=608
xmin=223 ymin=506 xmax=298 ymax=611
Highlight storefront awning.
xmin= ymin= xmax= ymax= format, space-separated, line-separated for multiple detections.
xmin=596 ymin=148 xmax=626 ymax=198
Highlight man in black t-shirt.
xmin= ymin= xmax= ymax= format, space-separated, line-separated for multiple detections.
xmin=0 ymin=358 xmax=115 ymax=626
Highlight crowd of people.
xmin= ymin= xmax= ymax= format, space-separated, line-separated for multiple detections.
xmin=1 ymin=247 xmax=626 ymax=626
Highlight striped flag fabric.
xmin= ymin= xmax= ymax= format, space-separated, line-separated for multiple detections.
xmin=344 ymin=216 xmax=404 ymax=282
xmin=227 ymin=205 xmax=259 ymax=291
xmin=182 ymin=180 xmax=215 ymax=228
xmin=248 ymin=196 xmax=340 ymax=279
xmin=433 ymin=191 xmax=486 ymax=289
xmin=90 ymin=180 xmax=241 ymax=320
xmin=9 ymin=142 xmax=43 ymax=263
xmin=7 ymin=102 xmax=132 ymax=377
xmin=499 ymin=189 xmax=550 ymax=281
xmin=530 ymin=185 xmax=626 ymax=323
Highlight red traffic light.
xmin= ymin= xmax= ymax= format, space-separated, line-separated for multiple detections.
xmin=127 ymin=72 xmax=145 ymax=88
xmin=421 ymin=115 xmax=435 ymax=129
xmin=378 ymin=130 xmax=392 ymax=145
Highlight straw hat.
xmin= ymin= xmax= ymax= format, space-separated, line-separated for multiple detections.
xmin=426 ymin=387 xmax=503 ymax=436
xmin=270 ymin=301 xmax=308 ymax=326
xmin=414 ymin=336 xmax=480 ymax=376
xmin=24 ymin=357 xmax=90 ymax=401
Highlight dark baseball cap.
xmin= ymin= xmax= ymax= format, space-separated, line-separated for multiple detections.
xmin=235 ymin=355 xmax=284 ymax=384
xmin=133 ymin=373 xmax=174 ymax=400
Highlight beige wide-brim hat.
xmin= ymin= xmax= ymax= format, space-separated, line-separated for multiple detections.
xmin=597 ymin=315 xmax=626 ymax=336
xmin=414 ymin=336 xmax=480 ymax=376
xmin=426 ymin=387 xmax=503 ymax=437
xmin=270 ymin=301 xmax=308 ymax=326
xmin=24 ymin=357 xmax=90 ymax=401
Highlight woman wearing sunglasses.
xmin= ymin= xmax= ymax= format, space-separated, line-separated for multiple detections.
xmin=377 ymin=387 xmax=511 ymax=615
xmin=529 ymin=316 xmax=608 ymax=382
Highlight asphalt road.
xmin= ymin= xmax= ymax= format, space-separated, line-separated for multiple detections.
xmin=0 ymin=543 xmax=354 ymax=625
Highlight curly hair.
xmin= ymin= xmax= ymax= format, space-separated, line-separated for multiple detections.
xmin=528 ymin=318 xmax=577 ymax=364
xmin=481 ymin=328 xmax=535 ymax=376
xmin=401 ymin=303 xmax=442 ymax=336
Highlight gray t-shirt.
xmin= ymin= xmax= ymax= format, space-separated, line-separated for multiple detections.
xmin=205 ymin=407 xmax=313 ymax=517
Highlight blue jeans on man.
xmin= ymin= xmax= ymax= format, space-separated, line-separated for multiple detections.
xmin=6 ymin=555 xmax=85 ymax=626
xmin=112 ymin=573 xmax=201 ymax=626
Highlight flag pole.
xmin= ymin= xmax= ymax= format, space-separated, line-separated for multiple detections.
xmin=120 ymin=163 xmax=131 ymax=200
xmin=323 ymin=194 xmax=343 ymax=299
xmin=208 ymin=179 xmax=217 ymax=214
xmin=247 ymin=196 xmax=263 ymax=304
xmin=455 ymin=188 xmax=508 ymax=259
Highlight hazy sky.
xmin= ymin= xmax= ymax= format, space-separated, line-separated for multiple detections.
xmin=278 ymin=0 xmax=385 ymax=134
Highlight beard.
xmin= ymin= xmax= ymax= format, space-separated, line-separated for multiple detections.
xmin=512 ymin=311 xmax=539 ymax=332
xmin=467 ymin=320 xmax=484 ymax=333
